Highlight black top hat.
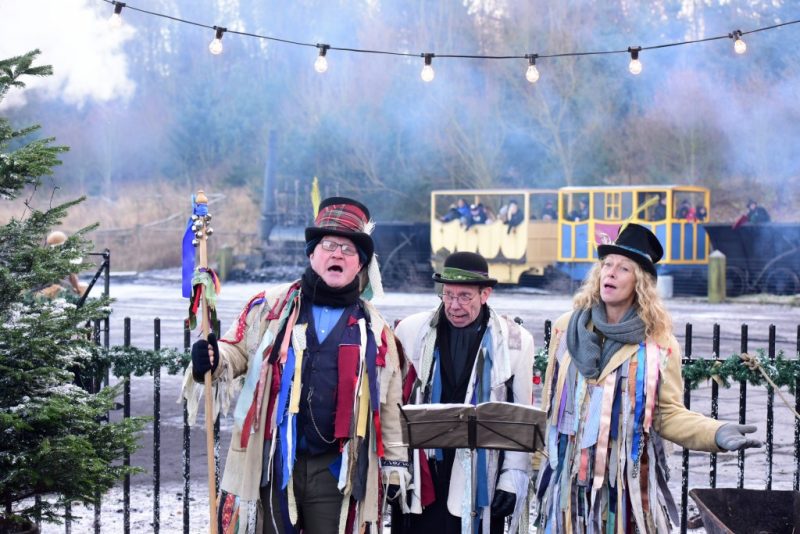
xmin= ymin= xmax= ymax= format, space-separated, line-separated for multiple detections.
xmin=597 ymin=223 xmax=663 ymax=279
xmin=432 ymin=251 xmax=497 ymax=287
xmin=305 ymin=197 xmax=374 ymax=261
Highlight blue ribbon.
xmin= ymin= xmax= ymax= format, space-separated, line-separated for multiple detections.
xmin=182 ymin=197 xmax=208 ymax=298
xmin=631 ymin=343 xmax=647 ymax=464
xmin=278 ymin=347 xmax=297 ymax=489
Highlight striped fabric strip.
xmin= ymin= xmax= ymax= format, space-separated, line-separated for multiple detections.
xmin=643 ymin=340 xmax=660 ymax=432
xmin=592 ymin=369 xmax=618 ymax=491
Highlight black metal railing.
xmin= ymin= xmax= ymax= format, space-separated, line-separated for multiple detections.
xmin=51 ymin=317 xmax=800 ymax=533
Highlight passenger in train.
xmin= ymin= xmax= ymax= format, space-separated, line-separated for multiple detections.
xmin=441 ymin=198 xmax=471 ymax=224
xmin=535 ymin=223 xmax=761 ymax=533
xmin=503 ymin=199 xmax=524 ymax=233
xmin=567 ymin=198 xmax=590 ymax=221
xmin=466 ymin=202 xmax=488 ymax=228
xmin=745 ymin=199 xmax=771 ymax=223
xmin=676 ymin=199 xmax=695 ymax=220
xmin=541 ymin=199 xmax=557 ymax=220
xmin=652 ymin=194 xmax=667 ymax=221
xmin=695 ymin=204 xmax=708 ymax=222
xmin=393 ymin=251 xmax=534 ymax=534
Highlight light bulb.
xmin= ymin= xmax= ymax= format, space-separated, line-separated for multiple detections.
xmin=628 ymin=46 xmax=642 ymax=75
xmin=315 ymin=45 xmax=329 ymax=73
xmin=525 ymin=55 xmax=540 ymax=83
xmin=734 ymin=37 xmax=747 ymax=54
xmin=209 ymin=38 xmax=223 ymax=55
xmin=108 ymin=2 xmax=124 ymax=28
xmin=209 ymin=27 xmax=226 ymax=55
xmin=421 ymin=53 xmax=435 ymax=82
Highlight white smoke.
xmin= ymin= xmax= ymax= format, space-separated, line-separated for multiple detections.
xmin=0 ymin=0 xmax=135 ymax=110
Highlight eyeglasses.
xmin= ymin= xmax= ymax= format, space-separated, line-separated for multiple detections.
xmin=440 ymin=291 xmax=479 ymax=305
xmin=320 ymin=239 xmax=358 ymax=257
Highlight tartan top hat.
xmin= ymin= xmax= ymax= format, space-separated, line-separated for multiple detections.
xmin=305 ymin=197 xmax=374 ymax=262
xmin=597 ymin=223 xmax=663 ymax=279
xmin=433 ymin=251 xmax=497 ymax=287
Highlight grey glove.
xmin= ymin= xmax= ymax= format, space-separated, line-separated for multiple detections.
xmin=715 ymin=423 xmax=762 ymax=451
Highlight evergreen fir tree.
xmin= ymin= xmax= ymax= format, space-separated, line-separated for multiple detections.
xmin=0 ymin=50 xmax=143 ymax=531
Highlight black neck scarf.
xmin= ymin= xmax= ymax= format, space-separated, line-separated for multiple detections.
xmin=301 ymin=266 xmax=361 ymax=308
xmin=436 ymin=305 xmax=489 ymax=403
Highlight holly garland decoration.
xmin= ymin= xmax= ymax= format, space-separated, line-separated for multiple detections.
xmin=533 ymin=347 xmax=799 ymax=392
xmin=680 ymin=349 xmax=798 ymax=392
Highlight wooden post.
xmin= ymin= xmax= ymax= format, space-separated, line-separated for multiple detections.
xmin=708 ymin=249 xmax=726 ymax=303
xmin=194 ymin=190 xmax=218 ymax=534
xmin=218 ymin=246 xmax=233 ymax=282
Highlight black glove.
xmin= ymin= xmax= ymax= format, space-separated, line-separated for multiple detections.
xmin=191 ymin=333 xmax=219 ymax=382
xmin=490 ymin=489 xmax=516 ymax=518
xmin=386 ymin=484 xmax=401 ymax=501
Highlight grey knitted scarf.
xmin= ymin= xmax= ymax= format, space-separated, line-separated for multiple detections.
xmin=566 ymin=303 xmax=646 ymax=379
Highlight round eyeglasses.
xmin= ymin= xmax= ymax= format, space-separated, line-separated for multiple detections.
xmin=320 ymin=239 xmax=358 ymax=257
xmin=440 ymin=291 xmax=478 ymax=305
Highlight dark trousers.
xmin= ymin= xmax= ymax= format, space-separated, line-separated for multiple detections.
xmin=390 ymin=457 xmax=504 ymax=534
xmin=260 ymin=450 xmax=342 ymax=534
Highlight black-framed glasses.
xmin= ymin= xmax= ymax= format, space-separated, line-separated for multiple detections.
xmin=440 ymin=291 xmax=479 ymax=305
xmin=320 ymin=239 xmax=358 ymax=257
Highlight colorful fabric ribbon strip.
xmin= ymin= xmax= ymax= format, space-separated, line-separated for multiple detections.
xmin=182 ymin=197 xmax=207 ymax=298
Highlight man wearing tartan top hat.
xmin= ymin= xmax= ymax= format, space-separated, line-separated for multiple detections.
xmin=183 ymin=197 xmax=409 ymax=534
xmin=392 ymin=251 xmax=535 ymax=534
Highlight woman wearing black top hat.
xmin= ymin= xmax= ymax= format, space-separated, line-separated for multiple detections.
xmin=535 ymin=223 xmax=761 ymax=533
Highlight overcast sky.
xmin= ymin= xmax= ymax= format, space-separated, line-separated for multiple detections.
xmin=0 ymin=0 xmax=135 ymax=109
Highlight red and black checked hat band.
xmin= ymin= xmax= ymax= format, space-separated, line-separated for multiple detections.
xmin=314 ymin=200 xmax=369 ymax=233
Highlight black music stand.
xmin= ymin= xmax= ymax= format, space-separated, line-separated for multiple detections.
xmin=398 ymin=401 xmax=546 ymax=534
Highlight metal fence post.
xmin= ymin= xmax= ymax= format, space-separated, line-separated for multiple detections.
xmin=766 ymin=324 xmax=776 ymax=490
xmin=795 ymin=325 xmax=800 ymax=491
xmin=183 ymin=324 xmax=191 ymax=534
xmin=153 ymin=318 xmax=161 ymax=533
xmin=738 ymin=324 xmax=748 ymax=489
xmin=680 ymin=322 xmax=693 ymax=534
xmin=123 ymin=318 xmax=131 ymax=534
xmin=710 ymin=323 xmax=720 ymax=488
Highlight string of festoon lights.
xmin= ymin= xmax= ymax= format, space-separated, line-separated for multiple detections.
xmin=103 ymin=0 xmax=799 ymax=83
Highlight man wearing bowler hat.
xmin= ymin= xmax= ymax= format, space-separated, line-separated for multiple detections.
xmin=185 ymin=197 xmax=409 ymax=534
xmin=392 ymin=251 xmax=534 ymax=533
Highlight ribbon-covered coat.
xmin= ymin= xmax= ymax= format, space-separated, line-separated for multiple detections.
xmin=182 ymin=281 xmax=408 ymax=533
xmin=394 ymin=306 xmax=534 ymax=533
xmin=536 ymin=311 xmax=724 ymax=533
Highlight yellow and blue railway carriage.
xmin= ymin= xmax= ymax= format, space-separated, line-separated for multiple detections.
xmin=557 ymin=185 xmax=711 ymax=284
xmin=430 ymin=189 xmax=559 ymax=283
xmin=430 ymin=185 xmax=711 ymax=291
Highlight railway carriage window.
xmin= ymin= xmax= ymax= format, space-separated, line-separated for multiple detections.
xmin=602 ymin=192 xmax=622 ymax=220
xmin=567 ymin=197 xmax=589 ymax=221
xmin=641 ymin=192 xmax=666 ymax=221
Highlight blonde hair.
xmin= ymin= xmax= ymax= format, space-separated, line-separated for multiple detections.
xmin=572 ymin=261 xmax=672 ymax=343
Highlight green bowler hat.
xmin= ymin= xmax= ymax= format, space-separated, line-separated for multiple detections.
xmin=432 ymin=251 xmax=497 ymax=287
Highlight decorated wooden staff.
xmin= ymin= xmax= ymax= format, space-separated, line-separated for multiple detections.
xmin=183 ymin=190 xmax=220 ymax=533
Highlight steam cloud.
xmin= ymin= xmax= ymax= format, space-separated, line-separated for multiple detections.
xmin=0 ymin=0 xmax=135 ymax=110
